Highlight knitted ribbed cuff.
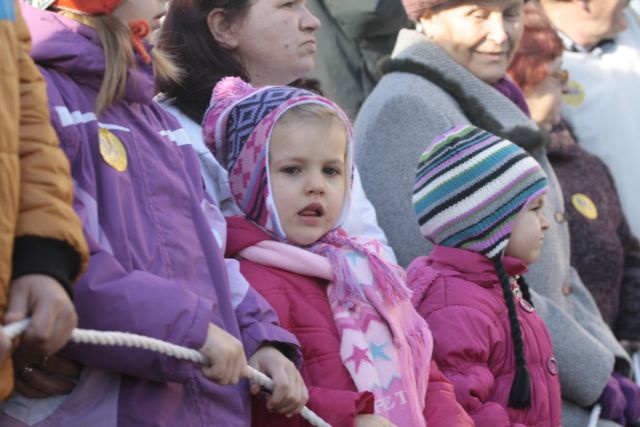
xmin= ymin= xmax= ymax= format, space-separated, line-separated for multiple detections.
xmin=11 ymin=236 xmax=81 ymax=297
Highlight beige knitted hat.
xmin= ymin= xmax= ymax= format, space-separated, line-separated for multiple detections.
xmin=402 ymin=0 xmax=453 ymax=22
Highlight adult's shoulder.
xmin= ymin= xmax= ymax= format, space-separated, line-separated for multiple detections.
xmin=355 ymin=72 xmax=466 ymax=153
xmin=156 ymin=99 xmax=208 ymax=152
xmin=358 ymin=70 xmax=461 ymax=121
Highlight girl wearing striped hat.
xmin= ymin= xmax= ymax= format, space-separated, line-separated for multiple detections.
xmin=407 ymin=124 xmax=562 ymax=426
xmin=204 ymin=77 xmax=473 ymax=427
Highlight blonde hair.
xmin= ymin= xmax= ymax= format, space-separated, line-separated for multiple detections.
xmin=278 ymin=103 xmax=347 ymax=133
xmin=59 ymin=11 xmax=181 ymax=114
xmin=276 ymin=103 xmax=351 ymax=168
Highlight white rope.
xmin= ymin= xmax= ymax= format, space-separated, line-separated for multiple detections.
xmin=587 ymin=403 xmax=602 ymax=427
xmin=3 ymin=319 xmax=330 ymax=427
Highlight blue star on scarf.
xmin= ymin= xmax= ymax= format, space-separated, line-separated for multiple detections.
xmin=369 ymin=342 xmax=391 ymax=361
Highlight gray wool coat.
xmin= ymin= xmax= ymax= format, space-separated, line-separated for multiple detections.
xmin=354 ymin=29 xmax=630 ymax=427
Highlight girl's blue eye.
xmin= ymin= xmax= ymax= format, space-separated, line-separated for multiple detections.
xmin=282 ymin=166 xmax=300 ymax=174
xmin=323 ymin=167 xmax=340 ymax=176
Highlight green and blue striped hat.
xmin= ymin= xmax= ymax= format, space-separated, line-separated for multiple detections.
xmin=413 ymin=124 xmax=548 ymax=260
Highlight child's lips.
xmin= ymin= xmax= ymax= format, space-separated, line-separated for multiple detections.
xmin=298 ymin=203 xmax=324 ymax=217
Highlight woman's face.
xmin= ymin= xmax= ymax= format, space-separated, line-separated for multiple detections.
xmin=524 ymin=58 xmax=568 ymax=130
xmin=226 ymin=0 xmax=321 ymax=86
xmin=421 ymin=0 xmax=525 ymax=84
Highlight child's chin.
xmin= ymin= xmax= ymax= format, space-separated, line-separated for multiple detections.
xmin=288 ymin=232 xmax=323 ymax=246
xmin=526 ymin=250 xmax=543 ymax=265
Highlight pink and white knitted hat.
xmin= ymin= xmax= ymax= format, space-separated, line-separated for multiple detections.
xmin=202 ymin=77 xmax=354 ymax=240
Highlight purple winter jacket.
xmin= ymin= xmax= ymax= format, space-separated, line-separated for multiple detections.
xmin=0 ymin=5 xmax=299 ymax=426
xmin=407 ymin=246 xmax=562 ymax=427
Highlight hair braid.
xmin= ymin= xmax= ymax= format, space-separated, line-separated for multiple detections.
xmin=493 ymin=259 xmax=532 ymax=408
xmin=517 ymin=276 xmax=534 ymax=307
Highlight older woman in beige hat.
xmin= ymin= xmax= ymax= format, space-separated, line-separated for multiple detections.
xmin=354 ymin=0 xmax=633 ymax=425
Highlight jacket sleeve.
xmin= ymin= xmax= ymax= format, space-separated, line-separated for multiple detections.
xmin=320 ymin=0 xmax=408 ymax=39
xmin=252 ymin=387 xmax=374 ymax=427
xmin=614 ymin=201 xmax=640 ymax=342
xmin=12 ymin=1 xmax=88 ymax=291
xmin=424 ymin=359 xmax=475 ymax=426
xmin=63 ymin=219 xmax=213 ymax=384
xmin=200 ymin=190 xmax=302 ymax=362
xmin=420 ymin=302 xmax=514 ymax=427
xmin=226 ymin=257 xmax=302 ymax=363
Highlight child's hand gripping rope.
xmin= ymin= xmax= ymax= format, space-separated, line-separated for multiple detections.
xmin=2 ymin=319 xmax=331 ymax=427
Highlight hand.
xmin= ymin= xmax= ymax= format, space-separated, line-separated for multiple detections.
xmin=199 ymin=323 xmax=247 ymax=385
xmin=613 ymin=372 xmax=640 ymax=424
xmin=598 ymin=375 xmax=627 ymax=425
xmin=4 ymin=274 xmax=77 ymax=355
xmin=355 ymin=414 xmax=398 ymax=427
xmin=247 ymin=345 xmax=308 ymax=417
xmin=13 ymin=349 xmax=81 ymax=398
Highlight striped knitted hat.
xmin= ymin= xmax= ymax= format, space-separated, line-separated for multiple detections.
xmin=413 ymin=124 xmax=548 ymax=261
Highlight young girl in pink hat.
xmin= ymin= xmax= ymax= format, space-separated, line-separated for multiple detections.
xmin=203 ymin=76 xmax=473 ymax=427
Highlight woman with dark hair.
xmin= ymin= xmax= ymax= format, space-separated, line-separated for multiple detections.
xmin=354 ymin=0 xmax=633 ymax=425
xmin=158 ymin=0 xmax=319 ymax=123
xmin=508 ymin=5 xmax=640 ymax=425
xmin=157 ymin=0 xmax=395 ymax=258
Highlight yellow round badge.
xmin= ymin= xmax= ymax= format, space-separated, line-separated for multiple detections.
xmin=563 ymin=80 xmax=585 ymax=107
xmin=571 ymin=193 xmax=598 ymax=220
xmin=99 ymin=128 xmax=127 ymax=172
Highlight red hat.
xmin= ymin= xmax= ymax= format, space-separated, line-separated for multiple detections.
xmin=53 ymin=0 xmax=124 ymax=15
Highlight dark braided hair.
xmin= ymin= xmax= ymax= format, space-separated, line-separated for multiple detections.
xmin=517 ymin=275 xmax=534 ymax=307
xmin=493 ymin=259 xmax=532 ymax=409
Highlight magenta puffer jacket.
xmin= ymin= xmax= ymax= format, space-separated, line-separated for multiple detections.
xmin=227 ymin=217 xmax=474 ymax=427
xmin=407 ymin=246 xmax=562 ymax=427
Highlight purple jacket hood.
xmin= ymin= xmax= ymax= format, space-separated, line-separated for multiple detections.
xmin=24 ymin=3 xmax=154 ymax=104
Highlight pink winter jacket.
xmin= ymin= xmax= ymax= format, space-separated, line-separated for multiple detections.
xmin=227 ymin=217 xmax=474 ymax=427
xmin=407 ymin=246 xmax=562 ymax=427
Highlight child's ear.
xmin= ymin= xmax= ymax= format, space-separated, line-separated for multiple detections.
xmin=207 ymin=8 xmax=240 ymax=50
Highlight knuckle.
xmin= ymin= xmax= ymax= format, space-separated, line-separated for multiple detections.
xmin=29 ymin=332 xmax=49 ymax=350
xmin=67 ymin=311 xmax=78 ymax=328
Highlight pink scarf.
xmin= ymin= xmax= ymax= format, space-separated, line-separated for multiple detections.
xmin=240 ymin=235 xmax=433 ymax=426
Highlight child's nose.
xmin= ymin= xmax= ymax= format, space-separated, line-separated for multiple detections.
xmin=304 ymin=173 xmax=325 ymax=195
xmin=541 ymin=215 xmax=551 ymax=230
